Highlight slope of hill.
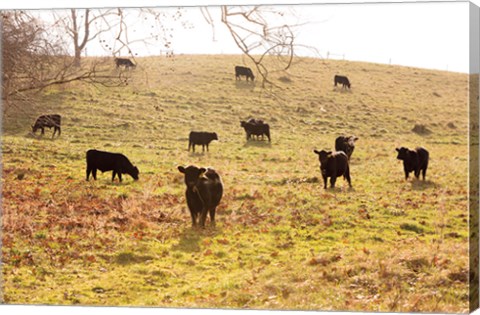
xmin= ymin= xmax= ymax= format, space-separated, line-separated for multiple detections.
xmin=1 ymin=55 xmax=471 ymax=312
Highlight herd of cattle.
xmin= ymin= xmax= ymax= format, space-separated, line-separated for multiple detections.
xmin=28 ymin=65 xmax=430 ymax=228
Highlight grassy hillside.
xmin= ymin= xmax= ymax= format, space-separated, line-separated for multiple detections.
xmin=1 ymin=55 xmax=471 ymax=312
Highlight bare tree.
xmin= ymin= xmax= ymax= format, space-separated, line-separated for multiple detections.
xmin=1 ymin=11 xmax=131 ymax=113
xmin=51 ymin=8 xmax=183 ymax=66
xmin=219 ymin=5 xmax=298 ymax=88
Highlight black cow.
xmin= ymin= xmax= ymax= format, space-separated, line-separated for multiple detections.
xmin=314 ymin=150 xmax=352 ymax=189
xmin=178 ymin=165 xmax=223 ymax=227
xmin=240 ymin=120 xmax=271 ymax=142
xmin=115 ymin=58 xmax=136 ymax=69
xmin=246 ymin=118 xmax=265 ymax=140
xmin=335 ymin=136 xmax=359 ymax=160
xmin=334 ymin=75 xmax=351 ymax=89
xmin=395 ymin=147 xmax=429 ymax=180
xmin=188 ymin=131 xmax=218 ymax=153
xmin=86 ymin=149 xmax=139 ymax=182
xmin=32 ymin=114 xmax=61 ymax=138
xmin=235 ymin=66 xmax=255 ymax=81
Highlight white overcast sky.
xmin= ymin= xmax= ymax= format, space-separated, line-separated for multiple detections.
xmin=1 ymin=0 xmax=479 ymax=73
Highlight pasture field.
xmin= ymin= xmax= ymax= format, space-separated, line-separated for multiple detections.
xmin=1 ymin=55 xmax=472 ymax=312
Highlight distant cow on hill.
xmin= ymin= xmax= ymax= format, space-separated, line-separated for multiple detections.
xmin=32 ymin=114 xmax=61 ymax=138
xmin=235 ymin=66 xmax=255 ymax=81
xmin=115 ymin=58 xmax=136 ymax=69
xmin=335 ymin=136 xmax=359 ymax=160
xmin=395 ymin=147 xmax=429 ymax=180
xmin=314 ymin=150 xmax=352 ymax=189
xmin=334 ymin=75 xmax=351 ymax=89
xmin=178 ymin=165 xmax=223 ymax=228
xmin=241 ymin=119 xmax=271 ymax=142
xmin=86 ymin=149 xmax=139 ymax=182
xmin=188 ymin=131 xmax=218 ymax=153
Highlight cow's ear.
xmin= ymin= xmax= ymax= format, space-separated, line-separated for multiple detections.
xmin=313 ymin=150 xmax=320 ymax=155
xmin=354 ymin=137 xmax=359 ymax=141
xmin=395 ymin=148 xmax=400 ymax=152
xmin=199 ymin=167 xmax=206 ymax=174
xmin=327 ymin=151 xmax=333 ymax=157
xmin=178 ymin=166 xmax=186 ymax=173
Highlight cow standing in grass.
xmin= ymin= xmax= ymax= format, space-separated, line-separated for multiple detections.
xmin=395 ymin=147 xmax=429 ymax=180
xmin=240 ymin=120 xmax=271 ymax=142
xmin=115 ymin=58 xmax=136 ymax=69
xmin=314 ymin=150 xmax=352 ymax=189
xmin=178 ymin=165 xmax=223 ymax=228
xmin=32 ymin=114 xmax=61 ymax=138
xmin=335 ymin=135 xmax=359 ymax=160
xmin=334 ymin=75 xmax=351 ymax=89
xmin=86 ymin=149 xmax=139 ymax=182
xmin=235 ymin=66 xmax=255 ymax=81
xmin=188 ymin=131 xmax=218 ymax=153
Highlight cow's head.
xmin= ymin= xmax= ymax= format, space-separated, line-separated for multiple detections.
xmin=396 ymin=147 xmax=410 ymax=161
xmin=212 ymin=132 xmax=218 ymax=141
xmin=314 ymin=149 xmax=332 ymax=166
xmin=240 ymin=121 xmax=247 ymax=127
xmin=178 ymin=165 xmax=206 ymax=189
xmin=131 ymin=166 xmax=139 ymax=181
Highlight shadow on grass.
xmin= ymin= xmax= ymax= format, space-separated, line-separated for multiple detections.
xmin=411 ymin=179 xmax=438 ymax=191
xmin=188 ymin=151 xmax=209 ymax=157
xmin=243 ymin=140 xmax=272 ymax=148
xmin=25 ymin=132 xmax=60 ymax=140
xmin=172 ymin=225 xmax=222 ymax=253
xmin=234 ymin=81 xmax=256 ymax=90
xmin=323 ymin=185 xmax=356 ymax=193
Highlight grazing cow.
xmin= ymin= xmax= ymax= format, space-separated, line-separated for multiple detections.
xmin=246 ymin=118 xmax=265 ymax=140
xmin=240 ymin=120 xmax=271 ymax=142
xmin=235 ymin=66 xmax=255 ymax=81
xmin=178 ymin=165 xmax=223 ymax=227
xmin=334 ymin=75 xmax=351 ymax=89
xmin=188 ymin=131 xmax=218 ymax=153
xmin=314 ymin=150 xmax=352 ymax=189
xmin=335 ymin=136 xmax=359 ymax=160
xmin=32 ymin=114 xmax=61 ymax=138
xmin=395 ymin=147 xmax=429 ymax=180
xmin=115 ymin=57 xmax=136 ymax=69
xmin=86 ymin=149 xmax=139 ymax=182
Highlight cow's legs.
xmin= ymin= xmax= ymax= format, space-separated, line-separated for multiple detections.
xmin=92 ymin=169 xmax=97 ymax=180
xmin=403 ymin=165 xmax=410 ymax=180
xmin=344 ymin=167 xmax=352 ymax=187
xmin=422 ymin=164 xmax=428 ymax=180
xmin=112 ymin=171 xmax=116 ymax=182
xmin=86 ymin=168 xmax=92 ymax=181
xmin=190 ymin=211 xmax=198 ymax=227
xmin=330 ymin=176 xmax=337 ymax=188
xmin=199 ymin=209 xmax=208 ymax=227
xmin=118 ymin=173 xmax=122 ymax=182
xmin=322 ymin=175 xmax=328 ymax=189
xmin=414 ymin=168 xmax=420 ymax=179
xmin=209 ymin=207 xmax=216 ymax=227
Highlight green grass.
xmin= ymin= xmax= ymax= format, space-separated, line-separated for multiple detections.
xmin=1 ymin=55 xmax=471 ymax=312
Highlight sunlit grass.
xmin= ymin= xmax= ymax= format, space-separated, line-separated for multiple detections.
xmin=1 ymin=55 xmax=470 ymax=312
